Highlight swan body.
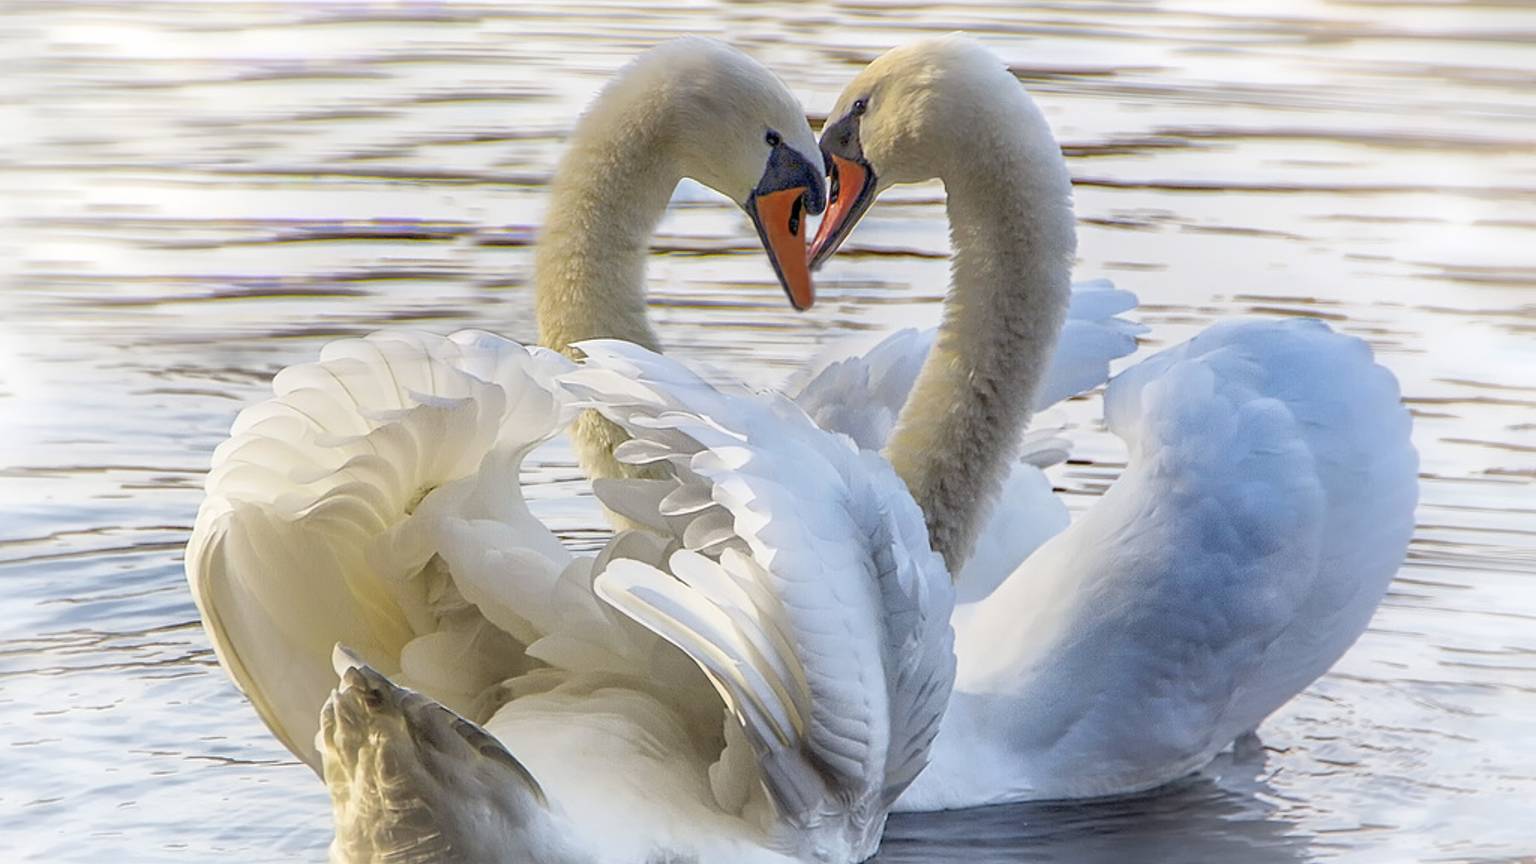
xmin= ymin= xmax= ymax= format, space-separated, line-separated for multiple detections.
xmin=909 ymin=317 xmax=1417 ymax=807
xmin=808 ymin=35 xmax=1418 ymax=807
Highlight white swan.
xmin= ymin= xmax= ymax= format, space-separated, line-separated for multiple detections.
xmin=803 ymin=35 xmax=1419 ymax=807
xmin=192 ymin=327 xmax=955 ymax=863
xmin=189 ymin=36 xmax=823 ymax=771
xmin=187 ymin=40 xmax=960 ymax=864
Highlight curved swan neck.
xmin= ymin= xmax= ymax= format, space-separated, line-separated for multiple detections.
xmin=883 ymin=90 xmax=1076 ymax=572
xmin=535 ymin=97 xmax=682 ymax=356
xmin=532 ymin=67 xmax=689 ymax=484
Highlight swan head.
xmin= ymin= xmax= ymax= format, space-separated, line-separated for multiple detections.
xmin=809 ymin=35 xmax=1026 ymax=268
xmin=604 ymin=38 xmax=826 ymax=309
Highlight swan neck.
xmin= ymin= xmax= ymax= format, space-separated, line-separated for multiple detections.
xmin=535 ymin=110 xmax=681 ymax=356
xmin=884 ymin=112 xmax=1075 ymax=572
xmin=534 ymin=87 xmax=684 ymax=484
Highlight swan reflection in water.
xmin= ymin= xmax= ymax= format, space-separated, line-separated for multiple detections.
xmin=879 ymin=746 xmax=1310 ymax=864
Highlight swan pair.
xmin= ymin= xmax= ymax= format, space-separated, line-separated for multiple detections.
xmin=186 ymin=35 xmax=1417 ymax=863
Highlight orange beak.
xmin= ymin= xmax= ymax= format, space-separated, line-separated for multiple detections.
xmin=748 ymin=186 xmax=814 ymax=311
xmin=809 ymin=155 xmax=876 ymax=271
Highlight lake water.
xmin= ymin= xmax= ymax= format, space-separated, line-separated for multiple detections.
xmin=3 ymin=1 xmax=1535 ymax=861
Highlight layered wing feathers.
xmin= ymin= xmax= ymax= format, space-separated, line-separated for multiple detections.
xmin=186 ymin=331 xmax=587 ymax=768
xmin=566 ymin=340 xmax=956 ymax=826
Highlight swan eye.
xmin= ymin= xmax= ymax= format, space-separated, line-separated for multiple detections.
xmin=765 ymin=129 xmax=782 ymax=147
xmin=852 ymin=98 xmax=867 ymax=116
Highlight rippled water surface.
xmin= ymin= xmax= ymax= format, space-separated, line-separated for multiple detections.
xmin=4 ymin=1 xmax=1535 ymax=861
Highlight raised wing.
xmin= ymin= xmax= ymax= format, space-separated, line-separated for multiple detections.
xmin=1101 ymin=318 xmax=1418 ymax=708
xmin=186 ymin=330 xmax=598 ymax=769
xmin=564 ymin=340 xmax=956 ymax=839
xmin=941 ymin=318 xmax=1416 ymax=800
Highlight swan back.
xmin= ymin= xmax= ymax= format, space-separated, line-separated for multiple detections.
xmin=916 ymin=318 xmax=1417 ymax=805
xmin=1104 ymin=318 xmax=1419 ymax=702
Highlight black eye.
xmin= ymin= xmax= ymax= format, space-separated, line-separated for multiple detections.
xmin=852 ymin=98 xmax=867 ymax=116
xmin=765 ymin=129 xmax=782 ymax=147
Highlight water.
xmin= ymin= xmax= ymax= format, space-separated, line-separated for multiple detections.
xmin=3 ymin=1 xmax=1534 ymax=861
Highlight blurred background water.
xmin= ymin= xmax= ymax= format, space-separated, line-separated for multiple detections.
xmin=2 ymin=1 xmax=1534 ymax=861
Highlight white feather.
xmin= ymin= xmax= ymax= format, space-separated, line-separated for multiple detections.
xmin=902 ymin=318 xmax=1417 ymax=809
xmin=574 ymin=338 xmax=956 ymax=859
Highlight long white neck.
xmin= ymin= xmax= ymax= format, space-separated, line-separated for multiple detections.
xmin=535 ymin=104 xmax=681 ymax=356
xmin=884 ymin=92 xmax=1076 ymax=572
xmin=534 ymin=82 xmax=686 ymax=480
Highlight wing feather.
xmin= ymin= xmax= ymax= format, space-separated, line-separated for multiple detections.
xmin=186 ymin=331 xmax=594 ymax=770
xmin=571 ymin=339 xmax=956 ymax=827
xmin=940 ymin=318 xmax=1416 ymax=800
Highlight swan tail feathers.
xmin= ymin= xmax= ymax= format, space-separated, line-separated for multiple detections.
xmin=322 ymin=648 xmax=556 ymax=864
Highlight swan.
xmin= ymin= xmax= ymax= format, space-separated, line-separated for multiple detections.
xmin=188 ymin=35 xmax=824 ymax=771
xmin=187 ymin=40 xmax=961 ymax=864
xmin=194 ymin=327 xmax=956 ymax=863
xmin=802 ymin=35 xmax=1419 ymax=807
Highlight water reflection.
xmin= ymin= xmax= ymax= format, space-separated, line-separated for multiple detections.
xmin=880 ymin=750 xmax=1309 ymax=864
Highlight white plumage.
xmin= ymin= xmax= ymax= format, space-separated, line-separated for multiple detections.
xmin=187 ymin=330 xmax=573 ymax=767
xmin=570 ymin=339 xmax=954 ymax=855
xmin=191 ymin=329 xmax=956 ymax=863
xmin=186 ymin=37 xmax=959 ymax=863
xmin=807 ymin=35 xmax=1418 ymax=810
xmin=902 ymin=318 xmax=1417 ymax=808
xmin=794 ymin=278 xmax=1142 ymax=455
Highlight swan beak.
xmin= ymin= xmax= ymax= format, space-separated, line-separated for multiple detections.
xmin=809 ymin=154 xmax=876 ymax=271
xmin=748 ymin=187 xmax=816 ymax=311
